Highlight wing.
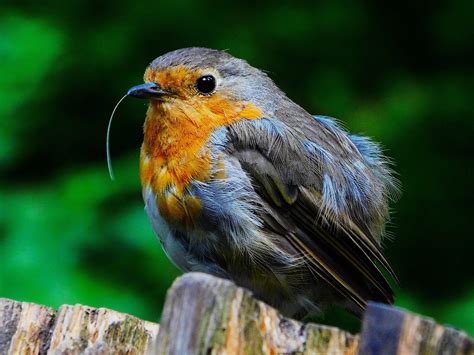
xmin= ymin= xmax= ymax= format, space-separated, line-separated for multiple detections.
xmin=226 ymin=116 xmax=398 ymax=316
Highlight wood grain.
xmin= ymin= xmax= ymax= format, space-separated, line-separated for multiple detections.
xmin=0 ymin=299 xmax=56 ymax=354
xmin=0 ymin=298 xmax=159 ymax=354
xmin=359 ymin=302 xmax=473 ymax=355
xmin=156 ymin=272 xmax=358 ymax=354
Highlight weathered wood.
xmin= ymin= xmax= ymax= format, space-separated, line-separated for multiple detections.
xmin=359 ymin=302 xmax=473 ymax=355
xmin=0 ymin=298 xmax=159 ymax=354
xmin=156 ymin=272 xmax=358 ymax=354
xmin=0 ymin=299 xmax=56 ymax=354
xmin=1 ymin=273 xmax=473 ymax=354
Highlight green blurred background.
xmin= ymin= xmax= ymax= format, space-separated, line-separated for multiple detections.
xmin=1 ymin=0 xmax=472 ymax=335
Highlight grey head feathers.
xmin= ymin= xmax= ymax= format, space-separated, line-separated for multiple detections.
xmin=148 ymin=47 xmax=283 ymax=114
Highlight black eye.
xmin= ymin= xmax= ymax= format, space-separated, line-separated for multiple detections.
xmin=196 ymin=75 xmax=216 ymax=94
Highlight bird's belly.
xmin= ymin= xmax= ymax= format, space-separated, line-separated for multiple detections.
xmin=143 ymin=187 xmax=193 ymax=272
xmin=143 ymin=186 xmax=229 ymax=275
xmin=143 ymin=186 xmax=312 ymax=316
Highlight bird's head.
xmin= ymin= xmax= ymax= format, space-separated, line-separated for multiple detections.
xmin=128 ymin=48 xmax=286 ymax=199
xmin=127 ymin=47 xmax=285 ymax=131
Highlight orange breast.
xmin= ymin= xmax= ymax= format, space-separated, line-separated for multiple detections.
xmin=139 ymin=88 xmax=262 ymax=227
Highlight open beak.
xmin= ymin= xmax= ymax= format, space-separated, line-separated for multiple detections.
xmin=127 ymin=82 xmax=170 ymax=99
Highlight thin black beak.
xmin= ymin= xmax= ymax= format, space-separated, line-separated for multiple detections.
xmin=127 ymin=82 xmax=170 ymax=99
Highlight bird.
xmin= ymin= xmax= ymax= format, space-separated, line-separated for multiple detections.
xmin=126 ymin=47 xmax=400 ymax=319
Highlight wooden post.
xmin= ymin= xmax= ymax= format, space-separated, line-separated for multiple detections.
xmin=1 ymin=272 xmax=472 ymax=354
xmin=0 ymin=299 xmax=159 ymax=354
xmin=156 ymin=272 xmax=358 ymax=354
xmin=359 ymin=302 xmax=473 ymax=354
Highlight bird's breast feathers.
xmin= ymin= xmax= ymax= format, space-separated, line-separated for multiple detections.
xmin=139 ymin=86 xmax=262 ymax=226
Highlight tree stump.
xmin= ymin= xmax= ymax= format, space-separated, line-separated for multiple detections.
xmin=1 ymin=272 xmax=472 ymax=354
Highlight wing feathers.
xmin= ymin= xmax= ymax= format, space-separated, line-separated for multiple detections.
xmin=226 ymin=118 xmax=398 ymax=315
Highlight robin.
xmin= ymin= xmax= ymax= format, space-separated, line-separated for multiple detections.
xmin=125 ymin=47 xmax=399 ymax=318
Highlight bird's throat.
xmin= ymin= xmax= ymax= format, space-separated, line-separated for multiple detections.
xmin=139 ymin=97 xmax=262 ymax=226
xmin=140 ymin=97 xmax=262 ymax=192
xmin=140 ymin=102 xmax=213 ymax=196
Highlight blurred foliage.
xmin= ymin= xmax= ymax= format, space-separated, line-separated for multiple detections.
xmin=0 ymin=0 xmax=472 ymax=335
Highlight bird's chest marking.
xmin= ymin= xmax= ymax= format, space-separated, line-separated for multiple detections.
xmin=139 ymin=85 xmax=262 ymax=226
xmin=140 ymin=151 xmax=208 ymax=226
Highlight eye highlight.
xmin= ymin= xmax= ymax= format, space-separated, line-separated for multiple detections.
xmin=196 ymin=75 xmax=216 ymax=95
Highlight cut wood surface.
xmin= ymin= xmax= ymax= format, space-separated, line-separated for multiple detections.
xmin=1 ymin=272 xmax=472 ymax=354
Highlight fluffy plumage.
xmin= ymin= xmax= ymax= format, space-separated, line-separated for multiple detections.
xmin=135 ymin=47 xmax=400 ymax=318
